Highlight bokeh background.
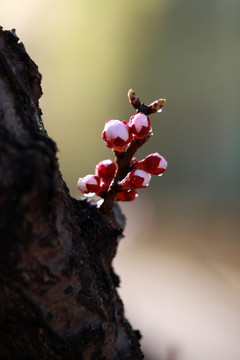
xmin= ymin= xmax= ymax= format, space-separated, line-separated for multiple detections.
xmin=1 ymin=1 xmax=240 ymax=359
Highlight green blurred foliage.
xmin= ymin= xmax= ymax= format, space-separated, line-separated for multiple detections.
xmin=1 ymin=0 xmax=239 ymax=214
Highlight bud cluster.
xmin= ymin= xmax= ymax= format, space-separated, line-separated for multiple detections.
xmin=77 ymin=90 xmax=167 ymax=212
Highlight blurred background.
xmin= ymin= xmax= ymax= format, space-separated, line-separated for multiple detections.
xmin=1 ymin=0 xmax=240 ymax=359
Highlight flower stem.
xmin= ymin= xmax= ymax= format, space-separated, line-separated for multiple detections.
xmin=99 ymin=89 xmax=165 ymax=214
xmin=100 ymin=137 xmax=149 ymax=213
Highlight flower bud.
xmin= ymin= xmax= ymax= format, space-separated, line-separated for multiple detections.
xmin=77 ymin=174 xmax=100 ymax=194
xmin=102 ymin=120 xmax=132 ymax=152
xmin=94 ymin=178 xmax=110 ymax=197
xmin=128 ymin=112 xmax=151 ymax=139
xmin=136 ymin=152 xmax=167 ymax=175
xmin=116 ymin=189 xmax=138 ymax=202
xmin=119 ymin=169 xmax=151 ymax=189
xmin=95 ymin=159 xmax=116 ymax=179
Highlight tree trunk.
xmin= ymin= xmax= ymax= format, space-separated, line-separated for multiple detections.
xmin=0 ymin=27 xmax=143 ymax=360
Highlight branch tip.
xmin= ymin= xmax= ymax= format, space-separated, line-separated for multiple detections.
xmin=147 ymin=98 xmax=167 ymax=114
xmin=128 ymin=88 xmax=141 ymax=109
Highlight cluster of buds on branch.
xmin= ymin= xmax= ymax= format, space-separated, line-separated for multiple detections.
xmin=77 ymin=89 xmax=167 ymax=213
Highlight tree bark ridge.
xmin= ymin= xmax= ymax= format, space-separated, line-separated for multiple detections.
xmin=0 ymin=27 xmax=143 ymax=360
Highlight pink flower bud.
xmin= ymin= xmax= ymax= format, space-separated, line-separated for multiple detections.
xmin=95 ymin=178 xmax=112 ymax=197
xmin=128 ymin=112 xmax=151 ymax=139
xmin=102 ymin=120 xmax=132 ymax=152
xmin=77 ymin=174 xmax=100 ymax=194
xmin=119 ymin=169 xmax=151 ymax=189
xmin=116 ymin=189 xmax=138 ymax=202
xmin=95 ymin=159 xmax=117 ymax=179
xmin=136 ymin=152 xmax=167 ymax=175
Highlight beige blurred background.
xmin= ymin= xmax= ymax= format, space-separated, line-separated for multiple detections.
xmin=1 ymin=1 xmax=240 ymax=359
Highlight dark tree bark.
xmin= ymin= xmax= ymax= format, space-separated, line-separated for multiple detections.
xmin=0 ymin=28 xmax=143 ymax=360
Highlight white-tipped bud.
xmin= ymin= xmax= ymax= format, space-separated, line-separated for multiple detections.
xmin=102 ymin=120 xmax=132 ymax=152
xmin=77 ymin=174 xmax=100 ymax=194
xmin=128 ymin=113 xmax=151 ymax=139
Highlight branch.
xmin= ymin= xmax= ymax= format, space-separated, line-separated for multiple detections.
xmin=100 ymin=90 xmax=166 ymax=213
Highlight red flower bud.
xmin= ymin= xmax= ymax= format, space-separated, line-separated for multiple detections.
xmin=136 ymin=152 xmax=167 ymax=175
xmin=95 ymin=177 xmax=114 ymax=197
xmin=119 ymin=169 xmax=151 ymax=189
xmin=128 ymin=112 xmax=151 ymax=139
xmin=102 ymin=120 xmax=132 ymax=152
xmin=95 ymin=159 xmax=117 ymax=179
xmin=77 ymin=174 xmax=100 ymax=194
xmin=116 ymin=189 xmax=138 ymax=202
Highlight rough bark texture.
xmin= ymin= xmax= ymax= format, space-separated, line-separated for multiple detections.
xmin=0 ymin=28 xmax=143 ymax=360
